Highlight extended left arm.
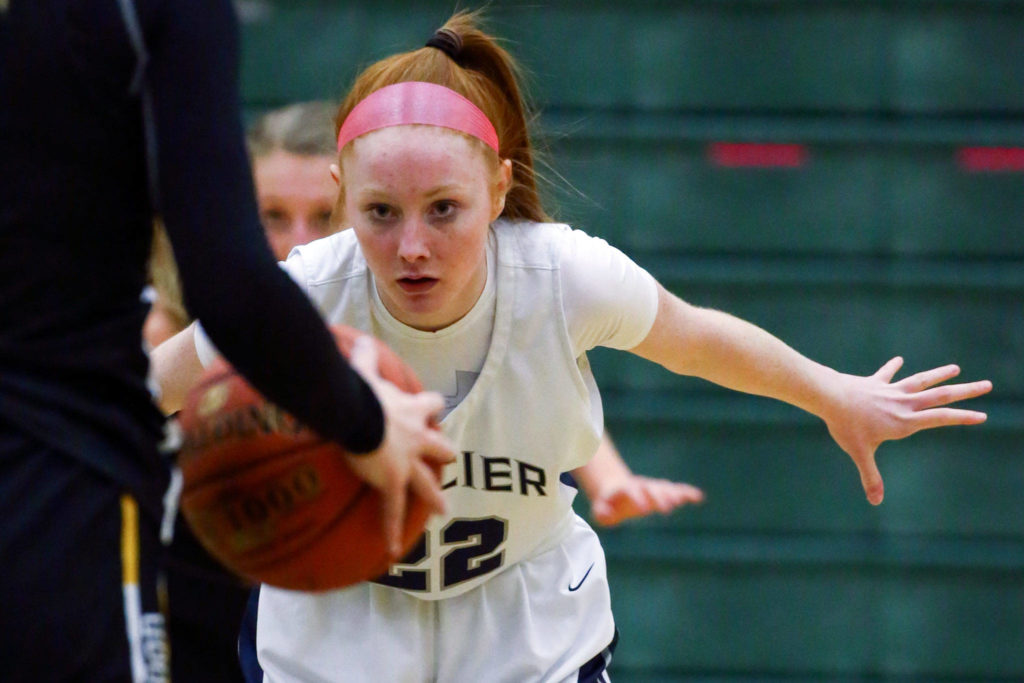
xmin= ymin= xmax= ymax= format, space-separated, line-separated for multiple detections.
xmin=629 ymin=284 xmax=993 ymax=504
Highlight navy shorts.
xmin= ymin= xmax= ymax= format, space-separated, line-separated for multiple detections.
xmin=0 ymin=430 xmax=169 ymax=681
xmin=165 ymin=512 xmax=250 ymax=683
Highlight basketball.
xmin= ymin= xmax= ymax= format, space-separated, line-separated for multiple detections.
xmin=176 ymin=324 xmax=437 ymax=592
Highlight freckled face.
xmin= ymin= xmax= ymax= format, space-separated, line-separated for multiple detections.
xmin=341 ymin=126 xmax=508 ymax=331
xmin=254 ymin=150 xmax=338 ymax=260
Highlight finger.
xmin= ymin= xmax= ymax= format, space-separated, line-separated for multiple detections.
xmin=854 ymin=452 xmax=885 ymax=506
xmin=622 ymin=484 xmax=650 ymax=513
xmin=380 ymin=475 xmax=407 ymax=560
xmin=657 ymin=491 xmax=682 ymax=513
xmin=898 ymin=364 xmax=961 ymax=392
xmin=348 ymin=335 xmax=381 ymax=381
xmin=675 ymin=483 xmax=706 ymax=505
xmin=636 ymin=484 xmax=668 ymax=514
xmin=409 ymin=460 xmax=448 ymax=516
xmin=874 ymin=356 xmax=904 ymax=383
xmin=908 ymin=407 xmax=988 ymax=432
xmin=601 ymin=487 xmax=645 ymax=522
xmin=613 ymin=488 xmax=650 ymax=523
xmin=413 ymin=390 xmax=446 ymax=417
xmin=640 ymin=481 xmax=676 ymax=513
xmin=657 ymin=482 xmax=704 ymax=511
xmin=417 ymin=429 xmax=456 ymax=464
xmin=912 ymin=380 xmax=992 ymax=409
xmin=590 ymin=499 xmax=618 ymax=527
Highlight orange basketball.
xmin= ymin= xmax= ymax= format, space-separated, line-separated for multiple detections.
xmin=176 ymin=324 xmax=436 ymax=592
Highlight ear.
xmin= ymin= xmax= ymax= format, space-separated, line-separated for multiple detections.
xmin=491 ymin=158 xmax=513 ymax=221
xmin=330 ymin=163 xmax=341 ymax=186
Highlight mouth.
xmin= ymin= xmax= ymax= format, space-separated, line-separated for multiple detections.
xmin=396 ymin=276 xmax=439 ymax=294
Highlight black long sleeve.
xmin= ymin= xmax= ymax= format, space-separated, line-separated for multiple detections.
xmin=145 ymin=0 xmax=384 ymax=453
xmin=0 ymin=0 xmax=381 ymax=514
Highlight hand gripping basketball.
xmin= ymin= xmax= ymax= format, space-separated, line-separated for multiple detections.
xmin=176 ymin=325 xmax=440 ymax=592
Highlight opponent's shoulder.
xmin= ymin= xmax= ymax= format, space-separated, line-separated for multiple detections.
xmin=286 ymin=229 xmax=365 ymax=285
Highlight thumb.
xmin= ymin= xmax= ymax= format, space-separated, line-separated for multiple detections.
xmin=380 ymin=475 xmax=406 ymax=560
xmin=855 ymin=451 xmax=885 ymax=505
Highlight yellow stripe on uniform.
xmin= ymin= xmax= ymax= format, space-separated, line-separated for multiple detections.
xmin=120 ymin=494 xmax=140 ymax=586
xmin=120 ymin=494 xmax=148 ymax=682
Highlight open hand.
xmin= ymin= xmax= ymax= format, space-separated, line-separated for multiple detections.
xmin=590 ymin=475 xmax=705 ymax=527
xmin=823 ymin=357 xmax=992 ymax=506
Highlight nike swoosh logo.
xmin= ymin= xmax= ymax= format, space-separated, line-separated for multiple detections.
xmin=567 ymin=562 xmax=595 ymax=592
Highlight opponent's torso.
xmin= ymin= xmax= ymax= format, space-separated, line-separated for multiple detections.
xmin=0 ymin=0 xmax=167 ymax=510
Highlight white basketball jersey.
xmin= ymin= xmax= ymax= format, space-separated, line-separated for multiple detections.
xmin=284 ymin=219 xmax=604 ymax=599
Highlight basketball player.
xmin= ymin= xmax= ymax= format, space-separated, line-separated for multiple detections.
xmin=0 ymin=2 xmax=451 ymax=680
xmin=152 ymin=100 xmax=701 ymax=682
xmin=152 ymin=11 xmax=992 ymax=680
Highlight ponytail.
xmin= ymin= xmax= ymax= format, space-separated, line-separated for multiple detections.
xmin=334 ymin=10 xmax=550 ymax=223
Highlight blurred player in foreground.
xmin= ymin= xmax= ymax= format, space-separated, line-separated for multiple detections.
xmin=0 ymin=2 xmax=451 ymax=680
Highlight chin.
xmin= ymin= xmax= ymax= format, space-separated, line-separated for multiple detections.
xmin=390 ymin=299 xmax=441 ymax=326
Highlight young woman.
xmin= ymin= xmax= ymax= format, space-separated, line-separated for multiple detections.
xmin=154 ymin=11 xmax=991 ymax=681
xmin=153 ymin=99 xmax=698 ymax=683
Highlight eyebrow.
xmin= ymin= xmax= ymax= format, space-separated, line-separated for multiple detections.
xmin=355 ymin=184 xmax=465 ymax=200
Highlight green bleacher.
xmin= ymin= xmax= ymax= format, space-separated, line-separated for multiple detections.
xmin=240 ymin=1 xmax=1024 ymax=680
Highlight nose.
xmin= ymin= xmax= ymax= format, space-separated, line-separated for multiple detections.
xmin=397 ymin=220 xmax=430 ymax=262
xmin=293 ymin=220 xmax=320 ymax=246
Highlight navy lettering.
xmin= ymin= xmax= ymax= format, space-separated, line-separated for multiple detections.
xmin=518 ymin=462 xmax=547 ymax=496
xmin=442 ymin=451 xmax=546 ymax=496
xmin=483 ymin=456 xmax=513 ymax=491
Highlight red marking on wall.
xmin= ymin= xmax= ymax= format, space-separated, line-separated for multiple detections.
xmin=957 ymin=147 xmax=1024 ymax=173
xmin=708 ymin=142 xmax=809 ymax=168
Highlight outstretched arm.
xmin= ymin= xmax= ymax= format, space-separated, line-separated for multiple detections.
xmin=629 ymin=284 xmax=993 ymax=505
xmin=573 ymin=431 xmax=704 ymax=527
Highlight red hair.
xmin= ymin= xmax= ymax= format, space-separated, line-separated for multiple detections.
xmin=333 ymin=10 xmax=549 ymax=224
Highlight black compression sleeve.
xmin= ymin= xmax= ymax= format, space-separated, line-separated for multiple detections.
xmin=145 ymin=0 xmax=384 ymax=453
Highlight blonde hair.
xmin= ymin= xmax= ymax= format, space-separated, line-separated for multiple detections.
xmin=333 ymin=10 xmax=550 ymax=224
xmin=147 ymin=220 xmax=190 ymax=329
xmin=248 ymin=101 xmax=338 ymax=159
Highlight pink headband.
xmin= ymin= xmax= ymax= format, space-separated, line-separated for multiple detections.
xmin=336 ymin=81 xmax=499 ymax=153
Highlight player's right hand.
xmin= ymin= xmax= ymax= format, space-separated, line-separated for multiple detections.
xmin=590 ymin=476 xmax=704 ymax=527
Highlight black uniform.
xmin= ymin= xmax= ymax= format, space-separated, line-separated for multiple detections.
xmin=0 ymin=1 xmax=383 ymax=679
